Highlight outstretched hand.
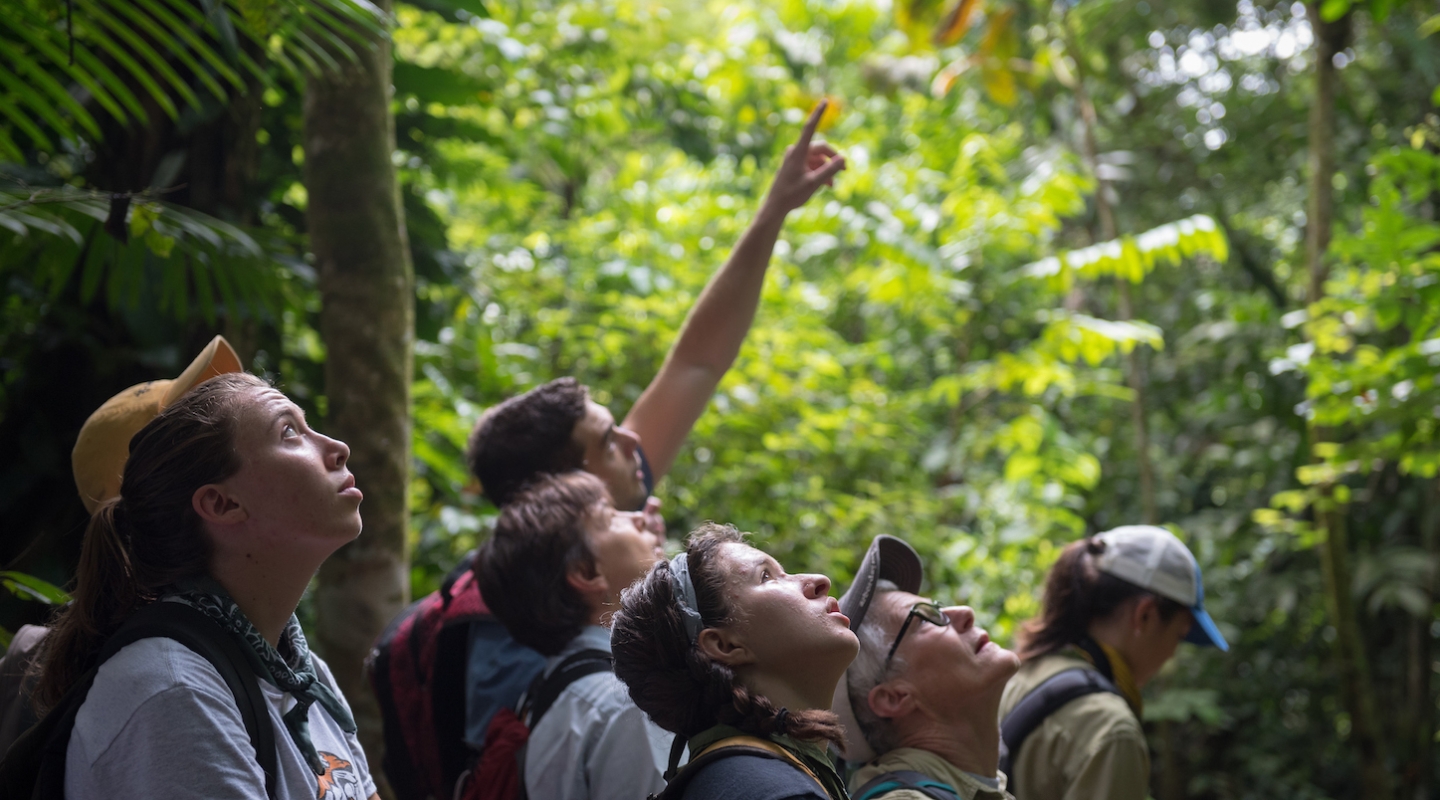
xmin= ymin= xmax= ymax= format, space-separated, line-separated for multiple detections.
xmin=760 ymin=100 xmax=847 ymax=219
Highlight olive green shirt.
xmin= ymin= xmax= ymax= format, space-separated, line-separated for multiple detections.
xmin=850 ymin=748 xmax=1012 ymax=800
xmin=996 ymin=654 xmax=1149 ymax=800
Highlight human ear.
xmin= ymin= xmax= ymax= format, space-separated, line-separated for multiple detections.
xmin=867 ymin=681 xmax=916 ymax=721
xmin=1132 ymin=596 xmax=1158 ymax=634
xmin=567 ymin=564 xmax=609 ymax=608
xmin=697 ymin=626 xmax=757 ymax=668
xmin=192 ymin=484 xmax=248 ymax=526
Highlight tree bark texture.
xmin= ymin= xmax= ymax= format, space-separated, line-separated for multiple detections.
xmin=303 ymin=3 xmax=413 ymax=794
xmin=1302 ymin=7 xmax=1389 ymax=798
xmin=1068 ymin=28 xmax=1159 ymax=526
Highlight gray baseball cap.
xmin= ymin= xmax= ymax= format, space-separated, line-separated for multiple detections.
xmin=1094 ymin=525 xmax=1228 ymax=651
xmin=832 ymin=535 xmax=924 ymax=762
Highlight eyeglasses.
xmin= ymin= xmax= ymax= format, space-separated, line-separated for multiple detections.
xmin=884 ymin=601 xmax=950 ymax=665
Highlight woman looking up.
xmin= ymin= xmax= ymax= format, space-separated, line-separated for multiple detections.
xmin=610 ymin=524 xmax=859 ymax=800
xmin=35 ymin=372 xmax=378 ymax=800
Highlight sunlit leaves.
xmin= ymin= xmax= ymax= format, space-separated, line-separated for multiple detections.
xmin=1022 ymin=214 xmax=1230 ymax=289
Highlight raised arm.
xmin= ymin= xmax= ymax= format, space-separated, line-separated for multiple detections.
xmin=623 ymin=102 xmax=846 ymax=482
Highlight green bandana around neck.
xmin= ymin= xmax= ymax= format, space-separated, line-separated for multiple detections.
xmin=166 ymin=577 xmax=357 ymax=776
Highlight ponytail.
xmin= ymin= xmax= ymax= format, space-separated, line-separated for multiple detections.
xmin=34 ymin=373 xmax=266 ymax=710
xmin=1015 ymin=535 xmax=1183 ymax=661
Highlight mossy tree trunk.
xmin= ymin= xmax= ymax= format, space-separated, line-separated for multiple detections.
xmin=303 ymin=3 xmax=413 ymax=794
xmin=1302 ymin=6 xmax=1388 ymax=798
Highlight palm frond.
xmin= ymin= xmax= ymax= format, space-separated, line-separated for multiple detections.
xmin=0 ymin=0 xmax=389 ymax=153
xmin=0 ymin=181 xmax=299 ymax=325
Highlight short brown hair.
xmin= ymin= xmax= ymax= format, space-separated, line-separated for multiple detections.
xmin=611 ymin=524 xmax=845 ymax=746
xmin=475 ymin=472 xmax=610 ymax=655
xmin=465 ymin=377 xmax=589 ymax=507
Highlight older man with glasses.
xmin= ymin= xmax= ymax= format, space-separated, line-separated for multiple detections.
xmin=831 ymin=536 xmax=1020 ymax=800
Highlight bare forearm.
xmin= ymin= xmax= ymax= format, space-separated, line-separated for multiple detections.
xmin=623 ymin=104 xmax=845 ymax=481
xmin=668 ymin=205 xmax=788 ymax=376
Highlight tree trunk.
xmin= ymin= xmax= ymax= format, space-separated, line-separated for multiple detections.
xmin=1302 ymin=6 xmax=1388 ymax=798
xmin=1066 ymin=28 xmax=1158 ymax=525
xmin=303 ymin=3 xmax=413 ymax=795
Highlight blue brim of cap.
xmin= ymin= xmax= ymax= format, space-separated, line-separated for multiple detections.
xmin=1185 ymin=607 xmax=1229 ymax=651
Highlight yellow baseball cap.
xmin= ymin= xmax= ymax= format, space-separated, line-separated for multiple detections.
xmin=71 ymin=336 xmax=243 ymax=513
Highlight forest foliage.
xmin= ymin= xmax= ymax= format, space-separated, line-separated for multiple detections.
xmin=3 ymin=0 xmax=1440 ymax=796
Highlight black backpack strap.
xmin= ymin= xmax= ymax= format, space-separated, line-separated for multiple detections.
xmin=101 ymin=602 xmax=279 ymax=800
xmin=523 ymin=648 xmax=613 ymax=729
xmin=853 ymin=770 xmax=961 ymax=800
xmin=0 ymin=602 xmax=279 ymax=800
xmin=0 ymin=659 xmax=102 ymax=800
xmin=998 ymin=667 xmax=1120 ymax=794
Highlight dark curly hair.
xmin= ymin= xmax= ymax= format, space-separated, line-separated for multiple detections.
xmin=1016 ymin=535 xmax=1184 ymax=661
xmin=475 ymin=471 xmax=609 ymax=655
xmin=466 ymin=377 xmax=590 ymax=507
xmin=610 ymin=523 xmax=845 ymax=747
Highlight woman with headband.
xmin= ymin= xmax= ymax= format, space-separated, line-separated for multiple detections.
xmin=610 ymin=523 xmax=859 ymax=800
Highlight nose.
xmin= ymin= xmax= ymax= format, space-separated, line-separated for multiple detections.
xmin=324 ymin=434 xmax=350 ymax=471
xmin=615 ymin=425 xmax=641 ymax=457
xmin=944 ymin=605 xmax=976 ymax=632
xmin=800 ymin=573 xmax=831 ymax=599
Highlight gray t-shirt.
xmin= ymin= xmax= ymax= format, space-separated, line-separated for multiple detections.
xmin=65 ymin=636 xmax=376 ymax=800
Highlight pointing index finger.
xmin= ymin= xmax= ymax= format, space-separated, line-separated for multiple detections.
xmin=797 ymin=100 xmax=827 ymax=152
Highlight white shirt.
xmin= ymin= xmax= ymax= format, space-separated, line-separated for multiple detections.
xmin=66 ymin=637 xmax=376 ymax=800
xmin=524 ymin=625 xmax=670 ymax=800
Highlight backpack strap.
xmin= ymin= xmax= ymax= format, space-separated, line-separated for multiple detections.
xmin=102 ymin=602 xmax=279 ymax=800
xmin=0 ymin=601 xmax=278 ymax=800
xmin=853 ymin=770 xmax=960 ymax=800
xmin=653 ymin=735 xmax=826 ymax=800
xmin=522 ymin=648 xmax=614 ymax=729
xmin=998 ymin=667 xmax=1120 ymax=795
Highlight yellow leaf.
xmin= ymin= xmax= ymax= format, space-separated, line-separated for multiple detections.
xmin=982 ymin=66 xmax=1017 ymax=106
xmin=934 ymin=0 xmax=982 ymax=46
xmin=810 ymin=97 xmax=843 ymax=131
xmin=979 ymin=7 xmax=1017 ymax=60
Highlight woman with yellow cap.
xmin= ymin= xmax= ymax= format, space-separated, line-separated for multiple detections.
xmin=27 ymin=367 xmax=379 ymax=800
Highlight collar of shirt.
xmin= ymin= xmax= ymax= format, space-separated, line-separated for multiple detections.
xmin=851 ymin=747 xmax=1011 ymax=800
xmin=543 ymin=625 xmax=613 ymax=677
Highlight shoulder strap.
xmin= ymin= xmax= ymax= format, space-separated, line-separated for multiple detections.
xmin=0 ymin=602 xmax=279 ymax=800
xmin=523 ymin=648 xmax=613 ymax=729
xmin=102 ymin=602 xmax=279 ymax=800
xmin=853 ymin=770 xmax=960 ymax=800
xmin=653 ymin=735 xmax=827 ymax=800
xmin=998 ymin=666 xmax=1120 ymax=795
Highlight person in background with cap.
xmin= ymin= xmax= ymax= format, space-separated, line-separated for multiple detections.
xmin=832 ymin=535 xmax=1017 ymax=800
xmin=996 ymin=526 xmax=1229 ymax=800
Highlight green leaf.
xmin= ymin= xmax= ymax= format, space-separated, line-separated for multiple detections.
xmin=402 ymin=0 xmax=489 ymax=20
xmin=0 ymin=571 xmax=70 ymax=605
xmin=1320 ymin=0 xmax=1351 ymax=21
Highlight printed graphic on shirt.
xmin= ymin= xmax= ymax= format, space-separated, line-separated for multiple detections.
xmin=316 ymin=752 xmax=366 ymax=800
